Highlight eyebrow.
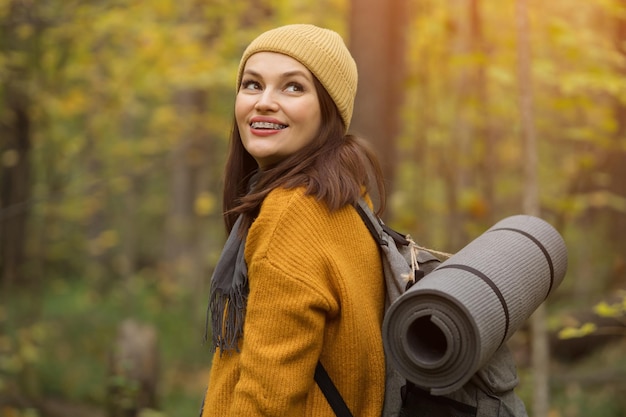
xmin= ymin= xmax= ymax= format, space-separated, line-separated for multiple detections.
xmin=242 ymin=69 xmax=313 ymax=81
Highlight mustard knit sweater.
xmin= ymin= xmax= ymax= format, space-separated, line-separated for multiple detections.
xmin=202 ymin=187 xmax=386 ymax=417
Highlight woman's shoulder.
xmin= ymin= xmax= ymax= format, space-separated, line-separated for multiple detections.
xmin=244 ymin=187 xmax=334 ymax=278
xmin=262 ymin=186 xmax=329 ymax=217
xmin=247 ymin=186 xmax=362 ymax=250
xmin=250 ymin=187 xmax=335 ymax=238
xmin=244 ymin=186 xmax=376 ymax=289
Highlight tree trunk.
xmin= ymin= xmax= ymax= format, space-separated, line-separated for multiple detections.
xmin=163 ymin=88 xmax=208 ymax=287
xmin=349 ymin=0 xmax=408 ymax=211
xmin=606 ymin=4 xmax=626 ymax=288
xmin=439 ymin=0 xmax=492 ymax=249
xmin=444 ymin=0 xmax=476 ymax=249
xmin=515 ymin=1 xmax=549 ymax=416
xmin=470 ymin=0 xmax=496 ymax=226
xmin=0 ymin=0 xmax=35 ymax=289
xmin=0 ymin=89 xmax=31 ymax=288
xmin=83 ymin=38 xmax=110 ymax=282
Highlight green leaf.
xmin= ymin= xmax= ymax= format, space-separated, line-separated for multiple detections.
xmin=558 ymin=323 xmax=598 ymax=339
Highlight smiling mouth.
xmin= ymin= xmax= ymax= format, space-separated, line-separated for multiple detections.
xmin=250 ymin=121 xmax=288 ymax=130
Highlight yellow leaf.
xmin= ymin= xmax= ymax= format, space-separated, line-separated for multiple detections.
xmin=21 ymin=342 xmax=39 ymax=364
xmin=558 ymin=323 xmax=597 ymax=339
xmin=593 ymin=301 xmax=623 ymax=318
xmin=16 ymin=24 xmax=34 ymax=39
xmin=195 ymin=192 xmax=216 ymax=217
xmin=0 ymin=0 xmax=10 ymax=20
xmin=90 ymin=230 xmax=119 ymax=255
xmin=99 ymin=230 xmax=119 ymax=250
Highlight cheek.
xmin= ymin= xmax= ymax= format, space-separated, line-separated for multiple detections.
xmin=234 ymin=94 xmax=250 ymax=126
xmin=306 ymin=106 xmax=322 ymax=136
xmin=293 ymin=100 xmax=321 ymax=130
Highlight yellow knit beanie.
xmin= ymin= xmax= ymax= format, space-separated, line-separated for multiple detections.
xmin=237 ymin=24 xmax=358 ymax=131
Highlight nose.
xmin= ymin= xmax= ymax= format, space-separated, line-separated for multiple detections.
xmin=255 ymin=89 xmax=279 ymax=112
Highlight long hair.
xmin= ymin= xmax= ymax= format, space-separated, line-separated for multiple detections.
xmin=222 ymin=76 xmax=386 ymax=233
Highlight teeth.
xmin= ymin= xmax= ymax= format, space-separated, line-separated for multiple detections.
xmin=251 ymin=121 xmax=286 ymax=130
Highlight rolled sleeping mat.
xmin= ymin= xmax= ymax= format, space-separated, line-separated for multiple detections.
xmin=382 ymin=215 xmax=567 ymax=395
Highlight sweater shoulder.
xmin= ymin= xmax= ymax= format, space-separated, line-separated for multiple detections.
xmin=249 ymin=186 xmax=370 ymax=242
xmin=244 ymin=187 xmax=368 ymax=276
xmin=257 ymin=187 xmax=335 ymax=230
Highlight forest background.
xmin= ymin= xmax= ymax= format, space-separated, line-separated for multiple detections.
xmin=1 ymin=0 xmax=626 ymax=416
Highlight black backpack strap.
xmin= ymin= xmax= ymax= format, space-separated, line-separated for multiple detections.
xmin=354 ymin=201 xmax=385 ymax=246
xmin=355 ymin=199 xmax=412 ymax=247
xmin=314 ymin=361 xmax=354 ymax=417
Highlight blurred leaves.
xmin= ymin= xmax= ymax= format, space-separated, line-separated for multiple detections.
xmin=194 ymin=192 xmax=217 ymax=217
xmin=558 ymin=323 xmax=598 ymax=339
xmin=558 ymin=291 xmax=626 ymax=339
xmin=1 ymin=0 xmax=626 ymax=416
xmin=594 ymin=297 xmax=626 ymax=318
xmin=0 ymin=1 xmax=345 ymax=415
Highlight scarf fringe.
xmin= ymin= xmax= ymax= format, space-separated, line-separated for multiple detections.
xmin=206 ymin=282 xmax=248 ymax=354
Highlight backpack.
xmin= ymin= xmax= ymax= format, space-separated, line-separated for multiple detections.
xmin=314 ymin=199 xmax=529 ymax=417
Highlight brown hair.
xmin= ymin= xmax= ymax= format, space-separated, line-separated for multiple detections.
xmin=222 ymin=76 xmax=386 ymax=233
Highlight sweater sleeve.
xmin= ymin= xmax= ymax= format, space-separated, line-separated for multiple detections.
xmin=228 ymin=189 xmax=340 ymax=417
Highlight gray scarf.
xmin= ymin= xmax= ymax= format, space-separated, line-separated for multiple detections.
xmin=205 ymin=214 xmax=249 ymax=353
xmin=205 ymin=172 xmax=260 ymax=352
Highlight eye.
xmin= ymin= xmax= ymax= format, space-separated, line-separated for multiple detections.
xmin=241 ymin=79 xmax=261 ymax=91
xmin=285 ymin=82 xmax=304 ymax=93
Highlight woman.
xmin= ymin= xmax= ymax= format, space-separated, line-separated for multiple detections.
xmin=201 ymin=24 xmax=387 ymax=417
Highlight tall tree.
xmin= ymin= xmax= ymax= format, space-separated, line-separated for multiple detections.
xmin=441 ymin=0 xmax=472 ymax=249
xmin=164 ymin=88 xmax=209 ymax=285
xmin=469 ymin=0 xmax=496 ymax=226
xmin=607 ymin=2 xmax=626 ymax=277
xmin=349 ymin=0 xmax=408 ymax=210
xmin=515 ymin=1 xmax=548 ymax=416
xmin=163 ymin=0 xmax=217 ymax=288
xmin=0 ymin=0 xmax=37 ymax=288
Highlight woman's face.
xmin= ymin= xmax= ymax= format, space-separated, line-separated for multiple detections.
xmin=236 ymin=52 xmax=322 ymax=168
